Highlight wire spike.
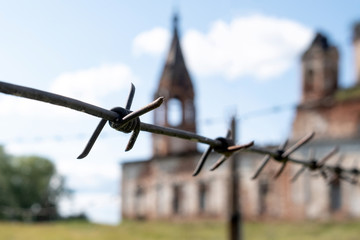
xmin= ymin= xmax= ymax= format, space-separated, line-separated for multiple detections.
xmin=252 ymin=154 xmax=271 ymax=180
xmin=125 ymin=83 xmax=136 ymax=110
xmin=317 ymin=146 xmax=338 ymax=167
xmin=282 ymin=132 xmax=315 ymax=158
xmin=78 ymin=119 xmax=107 ymax=159
xmin=209 ymin=155 xmax=227 ymax=171
xmin=279 ymin=139 xmax=289 ymax=151
xmin=291 ymin=166 xmax=306 ymax=182
xmin=192 ymin=146 xmax=213 ymax=176
xmin=121 ymin=97 xmax=164 ymax=125
xmin=227 ymin=141 xmax=254 ymax=152
xmin=125 ymin=118 xmax=141 ymax=152
xmin=274 ymin=162 xmax=287 ymax=179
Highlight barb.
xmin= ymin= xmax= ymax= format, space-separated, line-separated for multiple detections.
xmin=250 ymin=133 xmax=314 ymax=180
xmin=0 ymin=81 xmax=253 ymax=161
xmin=210 ymin=141 xmax=254 ymax=171
xmin=291 ymin=147 xmax=338 ymax=182
xmin=1 ymin=80 xmax=360 ymax=184
xmin=78 ymin=84 xmax=164 ymax=158
xmin=192 ymin=146 xmax=213 ymax=176
xmin=193 ymin=128 xmax=254 ymax=176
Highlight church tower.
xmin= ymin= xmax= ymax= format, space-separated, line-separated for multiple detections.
xmin=152 ymin=14 xmax=197 ymax=157
xmin=301 ymin=33 xmax=339 ymax=104
xmin=353 ymin=22 xmax=360 ymax=85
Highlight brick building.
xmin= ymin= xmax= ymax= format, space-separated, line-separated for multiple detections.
xmin=122 ymin=15 xmax=231 ymax=220
xmin=292 ymin=24 xmax=360 ymax=140
xmin=121 ymin=17 xmax=360 ymax=220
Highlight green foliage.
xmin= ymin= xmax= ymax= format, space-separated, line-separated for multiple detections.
xmin=335 ymin=85 xmax=360 ymax=101
xmin=0 ymin=146 xmax=67 ymax=221
xmin=0 ymin=146 xmax=15 ymax=208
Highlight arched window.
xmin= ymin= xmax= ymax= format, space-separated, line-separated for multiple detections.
xmin=258 ymin=179 xmax=269 ymax=215
xmin=168 ymin=98 xmax=183 ymax=126
xmin=135 ymin=186 xmax=146 ymax=219
xmin=329 ymin=179 xmax=341 ymax=212
xmin=172 ymin=184 xmax=183 ymax=215
xmin=305 ymin=69 xmax=314 ymax=92
xmin=185 ymin=100 xmax=195 ymax=124
xmin=198 ymin=182 xmax=208 ymax=213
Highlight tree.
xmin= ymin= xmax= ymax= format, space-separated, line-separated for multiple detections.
xmin=0 ymin=146 xmax=16 ymax=215
xmin=0 ymin=146 xmax=68 ymax=221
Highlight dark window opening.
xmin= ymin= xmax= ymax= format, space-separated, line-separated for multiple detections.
xmin=305 ymin=69 xmax=314 ymax=92
xmin=135 ymin=186 xmax=146 ymax=220
xmin=258 ymin=179 xmax=269 ymax=215
xmin=185 ymin=100 xmax=195 ymax=124
xmin=199 ymin=182 xmax=208 ymax=213
xmin=172 ymin=185 xmax=183 ymax=215
xmin=329 ymin=179 xmax=341 ymax=212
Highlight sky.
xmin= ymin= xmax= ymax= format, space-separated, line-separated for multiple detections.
xmin=0 ymin=0 xmax=359 ymax=224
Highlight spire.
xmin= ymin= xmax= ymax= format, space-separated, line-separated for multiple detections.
xmin=158 ymin=13 xmax=194 ymax=98
xmin=152 ymin=14 xmax=197 ymax=157
xmin=311 ymin=32 xmax=329 ymax=49
xmin=173 ymin=12 xmax=179 ymax=33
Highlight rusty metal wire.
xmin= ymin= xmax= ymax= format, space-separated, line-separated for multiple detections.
xmin=0 ymin=80 xmax=359 ymax=184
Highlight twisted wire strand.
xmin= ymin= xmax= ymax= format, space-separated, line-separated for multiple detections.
xmin=0 ymin=80 xmax=359 ymax=184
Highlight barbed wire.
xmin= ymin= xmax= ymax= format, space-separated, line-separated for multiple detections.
xmin=0 ymin=100 xmax=295 ymax=144
xmin=0 ymin=80 xmax=359 ymax=185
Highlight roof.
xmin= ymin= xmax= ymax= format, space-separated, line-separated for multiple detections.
xmin=155 ymin=14 xmax=194 ymax=99
xmin=302 ymin=32 xmax=338 ymax=61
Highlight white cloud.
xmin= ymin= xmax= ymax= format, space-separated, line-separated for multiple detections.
xmin=51 ymin=63 xmax=137 ymax=105
xmin=59 ymin=192 xmax=120 ymax=225
xmin=183 ymin=14 xmax=313 ymax=80
xmin=0 ymin=63 xmax=137 ymax=117
xmin=133 ymin=14 xmax=313 ymax=81
xmin=57 ymin=159 xmax=118 ymax=190
xmin=132 ymin=27 xmax=170 ymax=56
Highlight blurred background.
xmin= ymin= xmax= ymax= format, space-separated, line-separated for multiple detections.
xmin=0 ymin=0 xmax=359 ymax=239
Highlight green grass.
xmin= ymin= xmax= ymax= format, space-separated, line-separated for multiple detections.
xmin=0 ymin=220 xmax=359 ymax=240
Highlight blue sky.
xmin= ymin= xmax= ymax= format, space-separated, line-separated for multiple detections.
xmin=0 ymin=0 xmax=358 ymax=224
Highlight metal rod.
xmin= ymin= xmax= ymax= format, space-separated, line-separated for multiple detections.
xmin=0 ymin=81 xmax=118 ymax=121
xmin=125 ymin=83 xmax=135 ymax=110
xmin=77 ymin=119 xmax=107 ymax=159
xmin=122 ymin=97 xmax=164 ymax=124
xmin=282 ymin=132 xmax=314 ymax=158
xmin=228 ymin=116 xmax=243 ymax=240
xmin=140 ymin=122 xmax=223 ymax=147
xmin=0 ymin=81 xmax=222 ymax=148
xmin=192 ymin=146 xmax=213 ymax=176
xmin=317 ymin=147 xmax=338 ymax=166
xmin=1 ymin=81 xmax=360 ymax=183
xmin=209 ymin=155 xmax=227 ymax=171
xmin=252 ymin=154 xmax=271 ymax=180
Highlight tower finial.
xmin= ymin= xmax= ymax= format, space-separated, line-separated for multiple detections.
xmin=173 ymin=12 xmax=179 ymax=31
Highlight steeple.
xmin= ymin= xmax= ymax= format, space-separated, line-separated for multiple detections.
xmin=173 ymin=13 xmax=179 ymax=33
xmin=301 ymin=32 xmax=339 ymax=104
xmin=152 ymin=14 xmax=197 ymax=157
